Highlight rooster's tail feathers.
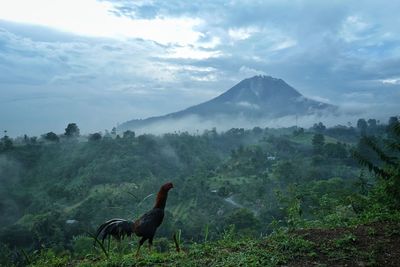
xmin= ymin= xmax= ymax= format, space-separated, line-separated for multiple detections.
xmin=95 ymin=218 xmax=135 ymax=243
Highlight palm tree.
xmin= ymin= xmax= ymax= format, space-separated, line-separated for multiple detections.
xmin=353 ymin=122 xmax=400 ymax=208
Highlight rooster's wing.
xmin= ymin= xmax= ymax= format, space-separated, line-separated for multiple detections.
xmin=134 ymin=208 xmax=164 ymax=239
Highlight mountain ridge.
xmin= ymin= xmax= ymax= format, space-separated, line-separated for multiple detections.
xmin=118 ymin=75 xmax=337 ymax=132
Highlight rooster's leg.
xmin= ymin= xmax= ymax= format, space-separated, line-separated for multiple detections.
xmin=136 ymin=237 xmax=146 ymax=257
xmin=148 ymin=237 xmax=153 ymax=252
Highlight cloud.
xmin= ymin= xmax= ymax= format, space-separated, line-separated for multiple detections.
xmin=343 ymin=92 xmax=374 ymax=99
xmin=239 ymin=66 xmax=266 ymax=77
xmin=228 ymin=27 xmax=259 ymax=41
xmin=162 ymin=46 xmax=223 ymax=60
xmin=339 ymin=15 xmax=374 ymax=43
xmin=0 ymin=26 xmax=219 ymax=135
xmin=237 ymin=101 xmax=260 ymax=110
xmin=380 ymin=78 xmax=400 ymax=85
xmin=0 ymin=0 xmax=205 ymax=46
xmin=308 ymin=96 xmax=331 ymax=103
xmin=123 ymin=109 xmax=397 ymax=136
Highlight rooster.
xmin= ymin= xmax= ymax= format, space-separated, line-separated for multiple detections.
xmin=96 ymin=182 xmax=173 ymax=256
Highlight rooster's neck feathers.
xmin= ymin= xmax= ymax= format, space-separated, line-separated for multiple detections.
xmin=153 ymin=184 xmax=172 ymax=209
xmin=154 ymin=190 xmax=168 ymax=209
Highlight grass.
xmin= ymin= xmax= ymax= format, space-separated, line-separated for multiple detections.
xmin=7 ymin=197 xmax=399 ymax=267
xmin=23 ymin=227 xmax=315 ymax=267
xmin=13 ymin=211 xmax=400 ymax=267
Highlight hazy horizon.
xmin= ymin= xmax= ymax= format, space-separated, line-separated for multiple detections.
xmin=1 ymin=0 xmax=400 ymax=136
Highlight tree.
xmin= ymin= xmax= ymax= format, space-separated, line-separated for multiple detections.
xmin=388 ymin=116 xmax=400 ymax=139
xmin=30 ymin=137 xmax=37 ymax=144
xmin=252 ymin=126 xmax=263 ymax=135
xmin=111 ymin=127 xmax=117 ymax=136
xmin=123 ymin=130 xmax=135 ymax=139
xmin=137 ymin=134 xmax=156 ymax=151
xmin=224 ymin=208 xmax=260 ymax=235
xmin=367 ymin=118 xmax=377 ymax=129
xmin=23 ymin=134 xmax=29 ymax=144
xmin=273 ymin=161 xmax=299 ymax=184
xmin=353 ymin=123 xmax=400 ymax=209
xmin=357 ymin=118 xmax=368 ymax=135
xmin=64 ymin=123 xmax=80 ymax=138
xmin=103 ymin=129 xmax=112 ymax=139
xmin=43 ymin=132 xmax=59 ymax=142
xmin=0 ymin=135 xmax=13 ymax=151
xmin=312 ymin=122 xmax=326 ymax=133
xmin=324 ymin=142 xmax=347 ymax=158
xmin=312 ymin=133 xmax=325 ymax=154
xmin=293 ymin=127 xmax=304 ymax=136
xmin=88 ymin=133 xmax=102 ymax=141
xmin=388 ymin=116 xmax=399 ymax=127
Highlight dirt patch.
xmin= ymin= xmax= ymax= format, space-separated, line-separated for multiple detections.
xmin=287 ymin=221 xmax=400 ymax=267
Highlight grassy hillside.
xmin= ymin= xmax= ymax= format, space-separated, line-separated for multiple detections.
xmin=26 ymin=217 xmax=400 ymax=266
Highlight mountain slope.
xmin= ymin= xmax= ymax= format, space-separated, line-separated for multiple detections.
xmin=118 ymin=75 xmax=336 ymax=132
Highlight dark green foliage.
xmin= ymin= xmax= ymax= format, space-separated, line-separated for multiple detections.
xmin=252 ymin=126 xmax=263 ymax=135
xmin=64 ymin=123 xmax=80 ymax=137
xmin=357 ymin=118 xmax=368 ymax=135
xmin=388 ymin=116 xmax=399 ymax=128
xmin=312 ymin=122 xmax=326 ymax=133
xmin=293 ymin=127 xmax=304 ymax=136
xmin=0 ymin=224 xmax=33 ymax=247
xmin=273 ymin=160 xmax=301 ymax=184
xmin=325 ymin=125 xmax=358 ymax=142
xmin=368 ymin=118 xmax=377 ymax=130
xmin=224 ymin=209 xmax=260 ymax=235
xmin=0 ymin=134 xmax=13 ymax=151
xmin=123 ymin=130 xmax=135 ymax=139
xmin=1 ymin=117 xmax=400 ymax=266
xmin=88 ymin=132 xmax=102 ymax=141
xmin=312 ymin=133 xmax=325 ymax=154
xmin=324 ymin=142 xmax=347 ymax=158
xmin=353 ymin=121 xmax=400 ymax=209
xmin=43 ymin=132 xmax=59 ymax=142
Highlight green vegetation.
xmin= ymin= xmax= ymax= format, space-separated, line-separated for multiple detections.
xmin=0 ymin=117 xmax=399 ymax=266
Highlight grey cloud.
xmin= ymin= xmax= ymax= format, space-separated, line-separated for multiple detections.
xmin=103 ymin=0 xmax=400 ymax=85
xmin=0 ymin=24 xmax=228 ymax=136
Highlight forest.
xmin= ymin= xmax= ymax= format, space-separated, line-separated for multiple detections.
xmin=0 ymin=117 xmax=399 ymax=266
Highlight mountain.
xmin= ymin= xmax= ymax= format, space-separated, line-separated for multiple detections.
xmin=118 ymin=75 xmax=336 ymax=132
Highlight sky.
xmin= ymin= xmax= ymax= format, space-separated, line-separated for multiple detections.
xmin=0 ymin=0 xmax=399 ymax=136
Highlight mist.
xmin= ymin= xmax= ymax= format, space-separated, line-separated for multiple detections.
xmin=0 ymin=155 xmax=23 ymax=226
xmin=120 ymin=107 xmax=396 ymax=136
